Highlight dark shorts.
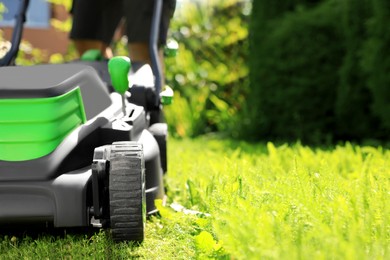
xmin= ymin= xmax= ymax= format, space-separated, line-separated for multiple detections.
xmin=70 ymin=0 xmax=176 ymax=45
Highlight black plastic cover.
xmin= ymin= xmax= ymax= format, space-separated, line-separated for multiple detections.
xmin=0 ymin=64 xmax=112 ymax=120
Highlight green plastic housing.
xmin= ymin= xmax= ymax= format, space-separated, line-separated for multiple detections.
xmin=0 ymin=87 xmax=87 ymax=161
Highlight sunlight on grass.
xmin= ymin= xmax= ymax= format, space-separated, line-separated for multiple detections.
xmin=0 ymin=138 xmax=388 ymax=259
xmin=166 ymin=138 xmax=389 ymax=259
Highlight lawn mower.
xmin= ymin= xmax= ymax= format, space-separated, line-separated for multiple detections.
xmin=0 ymin=0 xmax=175 ymax=242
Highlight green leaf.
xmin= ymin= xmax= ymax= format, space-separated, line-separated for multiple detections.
xmin=154 ymin=199 xmax=175 ymax=219
xmin=195 ymin=231 xmax=216 ymax=254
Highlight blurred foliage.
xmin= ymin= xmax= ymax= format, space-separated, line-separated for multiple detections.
xmin=164 ymin=0 xmax=251 ymax=138
xmin=0 ymin=30 xmax=48 ymax=65
xmin=0 ymin=0 xmax=76 ymax=64
xmin=245 ymin=0 xmax=343 ymax=143
xmin=361 ymin=0 xmax=390 ymax=130
xmin=1 ymin=0 xmax=251 ymax=139
xmin=245 ymin=0 xmax=389 ymax=143
xmin=46 ymin=0 xmax=72 ymax=10
xmin=0 ymin=3 xmax=7 ymax=58
xmin=50 ymin=18 xmax=72 ymax=33
xmin=336 ymin=0 xmax=374 ymax=140
xmin=0 ymin=3 xmax=6 ymax=20
xmin=47 ymin=0 xmax=72 ymax=32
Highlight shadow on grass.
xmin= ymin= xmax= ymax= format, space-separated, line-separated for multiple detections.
xmin=0 ymin=224 xmax=100 ymax=240
xmin=200 ymin=132 xmax=390 ymax=154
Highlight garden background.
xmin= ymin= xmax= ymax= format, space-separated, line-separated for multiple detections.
xmin=0 ymin=0 xmax=389 ymax=259
xmin=1 ymin=0 xmax=389 ymax=144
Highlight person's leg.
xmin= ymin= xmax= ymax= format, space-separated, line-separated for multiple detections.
xmin=128 ymin=43 xmax=150 ymax=64
xmin=70 ymin=0 xmax=122 ymax=58
xmin=73 ymin=40 xmax=108 ymax=57
xmin=124 ymin=0 xmax=176 ymax=61
xmin=125 ymin=0 xmax=176 ymax=86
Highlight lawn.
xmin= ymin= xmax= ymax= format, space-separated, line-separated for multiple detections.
xmin=0 ymin=137 xmax=389 ymax=259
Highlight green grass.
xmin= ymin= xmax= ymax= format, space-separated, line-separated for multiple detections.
xmin=0 ymin=138 xmax=389 ymax=259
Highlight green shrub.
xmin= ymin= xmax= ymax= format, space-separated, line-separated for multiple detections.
xmin=0 ymin=0 xmax=75 ymax=65
xmin=361 ymin=0 xmax=390 ymax=133
xmin=336 ymin=0 xmax=376 ymax=140
xmin=0 ymin=3 xmax=6 ymax=20
xmin=245 ymin=0 xmax=389 ymax=143
xmin=165 ymin=0 xmax=250 ymax=137
xmin=245 ymin=0 xmax=344 ymax=143
xmin=1 ymin=0 xmax=251 ymax=138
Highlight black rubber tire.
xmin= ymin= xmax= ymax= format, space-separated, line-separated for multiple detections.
xmin=109 ymin=142 xmax=146 ymax=242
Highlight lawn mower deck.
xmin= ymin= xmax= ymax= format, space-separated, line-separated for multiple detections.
xmin=0 ymin=62 xmax=167 ymax=241
xmin=0 ymin=0 xmax=174 ymax=242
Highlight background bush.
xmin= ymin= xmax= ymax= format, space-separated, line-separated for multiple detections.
xmin=1 ymin=0 xmax=250 ymax=139
xmin=244 ymin=0 xmax=389 ymax=143
xmin=164 ymin=0 xmax=250 ymax=138
xmin=336 ymin=0 xmax=374 ymax=140
xmin=244 ymin=0 xmax=343 ymax=143
xmin=361 ymin=0 xmax=390 ymax=131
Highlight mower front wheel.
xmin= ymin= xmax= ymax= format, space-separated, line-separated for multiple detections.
xmin=109 ymin=142 xmax=146 ymax=242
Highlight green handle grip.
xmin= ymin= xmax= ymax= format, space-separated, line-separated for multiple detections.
xmin=108 ymin=56 xmax=131 ymax=95
xmin=164 ymin=39 xmax=179 ymax=58
xmin=160 ymin=85 xmax=174 ymax=105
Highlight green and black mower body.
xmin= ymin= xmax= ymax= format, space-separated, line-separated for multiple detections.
xmin=0 ymin=0 xmax=172 ymax=242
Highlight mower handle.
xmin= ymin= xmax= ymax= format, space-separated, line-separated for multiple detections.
xmin=150 ymin=0 xmax=163 ymax=107
xmin=0 ymin=0 xmax=30 ymax=67
xmin=0 ymin=0 xmax=165 ymax=104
